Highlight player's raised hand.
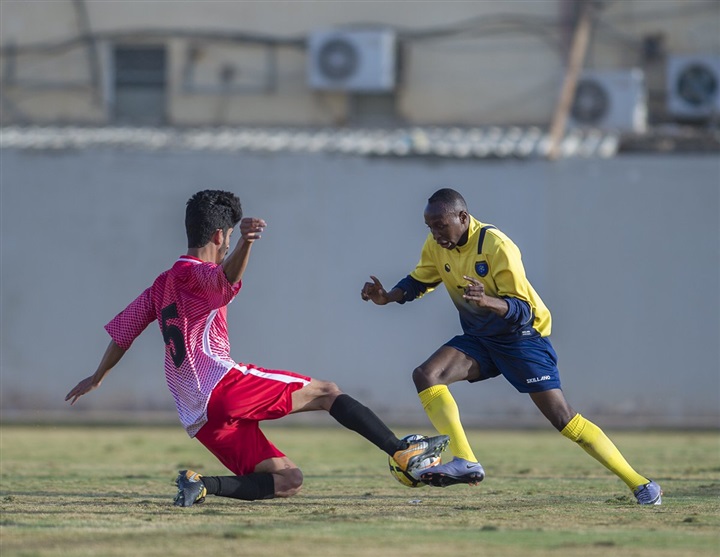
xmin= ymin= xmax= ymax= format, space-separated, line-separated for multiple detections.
xmin=361 ymin=275 xmax=391 ymax=305
xmin=240 ymin=217 xmax=266 ymax=242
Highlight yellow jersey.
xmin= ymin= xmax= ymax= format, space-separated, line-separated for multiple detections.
xmin=396 ymin=215 xmax=551 ymax=339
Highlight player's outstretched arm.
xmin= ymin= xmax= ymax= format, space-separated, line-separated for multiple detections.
xmin=222 ymin=217 xmax=266 ymax=285
xmin=65 ymin=340 xmax=127 ymax=405
xmin=361 ymin=276 xmax=404 ymax=306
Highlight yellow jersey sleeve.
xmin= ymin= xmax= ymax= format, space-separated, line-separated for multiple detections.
xmin=408 ymin=235 xmax=443 ymax=296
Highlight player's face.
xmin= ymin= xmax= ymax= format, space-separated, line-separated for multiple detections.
xmin=424 ymin=206 xmax=469 ymax=250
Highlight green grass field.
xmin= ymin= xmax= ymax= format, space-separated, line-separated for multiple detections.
xmin=1 ymin=425 xmax=718 ymax=557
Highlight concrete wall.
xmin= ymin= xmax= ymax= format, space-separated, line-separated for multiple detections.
xmin=1 ymin=0 xmax=719 ymax=126
xmin=1 ymin=148 xmax=718 ymax=427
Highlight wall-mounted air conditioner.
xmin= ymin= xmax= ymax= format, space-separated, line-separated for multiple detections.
xmin=568 ymin=69 xmax=647 ymax=133
xmin=666 ymin=54 xmax=720 ymax=119
xmin=307 ymin=29 xmax=397 ymax=92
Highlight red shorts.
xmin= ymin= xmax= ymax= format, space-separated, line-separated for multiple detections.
xmin=194 ymin=365 xmax=311 ymax=475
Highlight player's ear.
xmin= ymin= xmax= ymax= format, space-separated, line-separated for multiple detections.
xmin=459 ymin=210 xmax=469 ymax=223
xmin=211 ymin=228 xmax=224 ymax=246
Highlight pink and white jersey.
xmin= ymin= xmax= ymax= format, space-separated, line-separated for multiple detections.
xmin=105 ymin=255 xmax=241 ymax=437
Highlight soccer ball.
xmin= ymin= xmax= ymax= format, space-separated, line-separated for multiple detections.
xmin=388 ymin=434 xmax=441 ymax=488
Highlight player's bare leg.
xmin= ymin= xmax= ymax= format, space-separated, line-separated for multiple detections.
xmin=175 ymin=455 xmax=301 ymax=507
xmin=531 ymin=389 xmax=662 ymax=505
xmin=254 ymin=456 xmax=303 ymax=497
xmin=289 ymin=378 xmax=343 ymax=412
xmin=413 ymin=346 xmax=485 ymax=486
xmin=528 ymin=389 xmax=576 ymax=430
xmin=290 ymin=379 xmax=449 ymax=473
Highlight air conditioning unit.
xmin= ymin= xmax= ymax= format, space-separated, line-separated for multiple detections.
xmin=568 ymin=69 xmax=647 ymax=133
xmin=307 ymin=29 xmax=397 ymax=92
xmin=666 ymin=54 xmax=720 ymax=119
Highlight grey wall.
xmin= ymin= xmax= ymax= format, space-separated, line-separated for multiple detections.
xmin=1 ymin=149 xmax=718 ymax=427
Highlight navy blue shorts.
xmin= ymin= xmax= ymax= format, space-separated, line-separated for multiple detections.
xmin=445 ymin=334 xmax=561 ymax=393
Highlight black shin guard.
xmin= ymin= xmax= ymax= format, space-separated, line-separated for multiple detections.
xmin=329 ymin=393 xmax=401 ymax=455
xmin=201 ymin=473 xmax=275 ymax=500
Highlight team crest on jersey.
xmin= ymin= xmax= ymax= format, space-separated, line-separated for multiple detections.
xmin=444 ymin=264 xmax=451 ymax=272
xmin=475 ymin=261 xmax=489 ymax=277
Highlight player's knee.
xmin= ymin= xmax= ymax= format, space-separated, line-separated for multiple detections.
xmin=322 ymin=381 xmax=342 ymax=398
xmin=274 ymin=467 xmax=304 ymax=497
xmin=310 ymin=379 xmax=341 ymax=399
xmin=285 ymin=467 xmax=304 ymax=492
xmin=538 ymin=401 xmax=576 ymax=431
xmin=412 ymin=365 xmax=437 ymax=390
xmin=551 ymin=409 xmax=576 ymax=431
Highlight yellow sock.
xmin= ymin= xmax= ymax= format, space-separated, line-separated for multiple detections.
xmin=561 ymin=413 xmax=649 ymax=490
xmin=418 ymin=385 xmax=477 ymax=462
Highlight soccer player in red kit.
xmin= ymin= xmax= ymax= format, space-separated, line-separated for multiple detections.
xmin=66 ymin=190 xmax=448 ymax=507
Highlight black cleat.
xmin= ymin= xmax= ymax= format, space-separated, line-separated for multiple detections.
xmin=392 ymin=435 xmax=450 ymax=472
xmin=421 ymin=457 xmax=485 ymax=487
xmin=174 ymin=470 xmax=207 ymax=507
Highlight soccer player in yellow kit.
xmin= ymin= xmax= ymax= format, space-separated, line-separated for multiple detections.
xmin=361 ymin=188 xmax=662 ymax=505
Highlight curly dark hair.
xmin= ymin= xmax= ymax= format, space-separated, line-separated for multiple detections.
xmin=185 ymin=190 xmax=243 ymax=248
